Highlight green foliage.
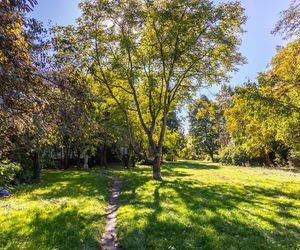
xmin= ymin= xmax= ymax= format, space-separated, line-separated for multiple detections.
xmin=189 ymin=95 xmax=221 ymax=161
xmin=215 ymin=84 xmax=234 ymax=148
xmin=163 ymin=111 xmax=185 ymax=161
xmin=163 ymin=128 xmax=183 ymax=161
xmin=225 ymin=37 xmax=300 ymax=166
xmin=0 ymin=160 xmax=21 ymax=188
xmin=219 ymin=144 xmax=252 ymax=166
xmin=181 ymin=135 xmax=197 ymax=160
xmin=73 ymin=0 xmax=246 ymax=178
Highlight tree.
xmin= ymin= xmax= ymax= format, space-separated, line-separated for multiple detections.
xmin=1 ymin=0 xmax=37 ymax=153
xmin=225 ymin=38 xmax=300 ymax=165
xmin=75 ymin=0 xmax=246 ymax=179
xmin=163 ymin=111 xmax=184 ymax=161
xmin=215 ymin=84 xmax=234 ymax=148
xmin=272 ymin=0 xmax=300 ymax=39
xmin=189 ymin=95 xmax=220 ymax=162
xmin=0 ymin=0 xmax=53 ymax=182
xmin=225 ymin=83 xmax=278 ymax=164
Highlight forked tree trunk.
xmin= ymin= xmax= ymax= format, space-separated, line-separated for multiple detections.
xmin=32 ymin=151 xmax=41 ymax=183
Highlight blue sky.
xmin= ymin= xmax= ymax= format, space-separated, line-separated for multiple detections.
xmin=30 ymin=0 xmax=292 ymax=132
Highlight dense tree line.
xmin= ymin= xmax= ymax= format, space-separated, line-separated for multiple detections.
xmin=187 ymin=1 xmax=300 ymax=167
xmin=2 ymin=0 xmax=299 ymax=188
xmin=1 ymin=0 xmax=246 ymax=185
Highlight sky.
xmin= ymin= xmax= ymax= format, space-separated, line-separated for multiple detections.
xmin=30 ymin=0 xmax=292 ymax=132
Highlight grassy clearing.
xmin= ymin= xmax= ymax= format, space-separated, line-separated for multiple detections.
xmin=116 ymin=161 xmax=300 ymax=250
xmin=0 ymin=170 xmax=109 ymax=250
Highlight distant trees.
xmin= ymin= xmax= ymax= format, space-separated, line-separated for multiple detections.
xmin=163 ymin=111 xmax=184 ymax=162
xmin=187 ymin=36 xmax=300 ymax=166
xmin=223 ymin=0 xmax=300 ymax=167
xmin=225 ymin=38 xmax=300 ymax=167
xmin=184 ymin=0 xmax=300 ymax=168
xmin=189 ymin=96 xmax=220 ymax=162
xmin=4 ymin=0 xmax=300 ymax=188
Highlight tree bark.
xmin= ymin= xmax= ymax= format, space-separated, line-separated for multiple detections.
xmin=32 ymin=151 xmax=41 ymax=183
xmin=265 ymin=153 xmax=272 ymax=166
xmin=153 ymin=149 xmax=162 ymax=180
xmin=76 ymin=148 xmax=81 ymax=168
xmin=64 ymin=147 xmax=70 ymax=169
xmin=60 ymin=148 xmax=64 ymax=169
xmin=209 ymin=151 xmax=215 ymax=162
xmin=83 ymin=154 xmax=89 ymax=169
xmin=101 ymin=144 xmax=108 ymax=168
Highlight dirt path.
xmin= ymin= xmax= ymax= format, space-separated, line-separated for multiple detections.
xmin=101 ymin=177 xmax=122 ymax=250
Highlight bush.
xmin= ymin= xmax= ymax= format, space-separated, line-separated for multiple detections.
xmin=219 ymin=145 xmax=251 ymax=166
xmin=0 ymin=160 xmax=21 ymax=188
xmin=288 ymin=151 xmax=300 ymax=169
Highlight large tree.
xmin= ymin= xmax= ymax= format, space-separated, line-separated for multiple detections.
xmin=63 ymin=0 xmax=246 ymax=179
xmin=0 ymin=0 xmax=53 ymax=182
xmin=225 ymin=37 xmax=300 ymax=163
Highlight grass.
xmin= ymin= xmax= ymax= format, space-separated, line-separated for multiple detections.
xmin=115 ymin=161 xmax=300 ymax=250
xmin=0 ymin=169 xmax=110 ymax=250
xmin=1 ymin=162 xmax=299 ymax=250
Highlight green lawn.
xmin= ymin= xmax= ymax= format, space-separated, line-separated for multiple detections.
xmin=0 ymin=170 xmax=109 ymax=250
xmin=1 ymin=162 xmax=299 ymax=250
xmin=116 ymin=161 xmax=300 ymax=250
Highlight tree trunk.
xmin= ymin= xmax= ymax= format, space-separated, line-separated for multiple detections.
xmin=153 ymin=150 xmax=162 ymax=181
xmin=76 ymin=148 xmax=81 ymax=168
xmin=265 ymin=153 xmax=272 ymax=166
xmin=209 ymin=151 xmax=215 ymax=162
xmin=60 ymin=148 xmax=64 ymax=169
xmin=32 ymin=151 xmax=41 ymax=183
xmin=64 ymin=147 xmax=69 ymax=169
xmin=83 ymin=154 xmax=89 ymax=169
xmin=101 ymin=144 xmax=108 ymax=168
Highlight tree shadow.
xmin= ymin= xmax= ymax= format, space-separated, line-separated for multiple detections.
xmin=12 ymin=170 xmax=111 ymax=202
xmin=1 ymin=169 xmax=109 ymax=250
xmin=117 ymin=164 xmax=300 ymax=249
xmin=164 ymin=161 xmax=220 ymax=170
xmin=26 ymin=208 xmax=102 ymax=249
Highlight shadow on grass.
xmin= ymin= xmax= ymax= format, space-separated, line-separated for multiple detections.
xmin=14 ymin=170 xmax=111 ymax=201
xmin=26 ymin=208 xmax=102 ymax=249
xmin=117 ymin=162 xmax=300 ymax=249
xmin=164 ymin=160 xmax=220 ymax=170
xmin=1 ymin=169 xmax=110 ymax=250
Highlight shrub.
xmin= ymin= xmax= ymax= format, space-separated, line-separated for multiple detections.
xmin=0 ymin=160 xmax=21 ymax=188
xmin=219 ymin=145 xmax=251 ymax=166
xmin=288 ymin=151 xmax=300 ymax=169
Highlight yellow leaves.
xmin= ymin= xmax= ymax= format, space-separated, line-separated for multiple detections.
xmin=2 ymin=17 xmax=31 ymax=64
xmin=0 ymin=50 xmax=8 ymax=64
xmin=271 ymin=38 xmax=300 ymax=81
